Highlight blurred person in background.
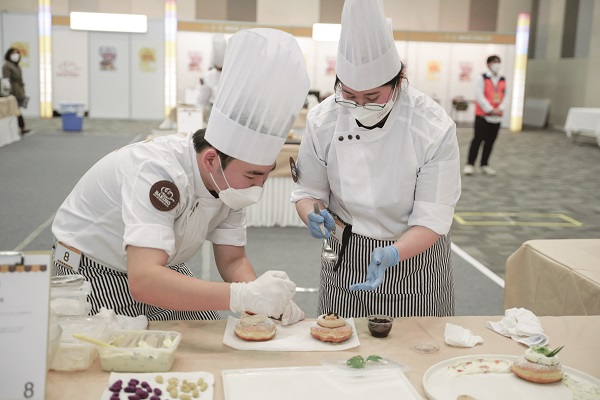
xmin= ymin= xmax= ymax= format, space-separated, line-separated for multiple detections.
xmin=463 ymin=55 xmax=508 ymax=176
xmin=2 ymin=47 xmax=30 ymax=134
xmin=197 ymin=34 xmax=227 ymax=124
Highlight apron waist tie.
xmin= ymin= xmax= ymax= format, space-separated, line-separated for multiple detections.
xmin=328 ymin=211 xmax=352 ymax=272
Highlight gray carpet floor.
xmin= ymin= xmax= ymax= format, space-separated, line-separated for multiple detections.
xmin=3 ymin=116 xmax=597 ymax=318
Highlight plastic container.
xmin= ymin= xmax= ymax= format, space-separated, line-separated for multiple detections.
xmin=98 ymin=330 xmax=181 ymax=372
xmin=367 ymin=314 xmax=394 ymax=338
xmin=50 ymin=275 xmax=92 ymax=317
xmin=51 ymin=316 xmax=107 ymax=371
xmin=47 ymin=309 xmax=62 ymax=370
xmin=59 ymin=102 xmax=85 ymax=131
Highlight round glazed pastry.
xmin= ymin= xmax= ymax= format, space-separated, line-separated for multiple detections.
xmin=310 ymin=312 xmax=353 ymax=343
xmin=234 ymin=311 xmax=276 ymax=342
xmin=511 ymin=347 xmax=564 ymax=384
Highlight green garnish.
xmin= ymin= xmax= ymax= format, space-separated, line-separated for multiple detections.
xmin=532 ymin=345 xmax=564 ymax=357
xmin=346 ymin=355 xmax=365 ymax=369
xmin=366 ymin=355 xmax=383 ymax=362
xmin=345 ymin=354 xmax=383 ymax=369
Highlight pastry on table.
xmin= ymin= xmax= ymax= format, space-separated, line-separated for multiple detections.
xmin=511 ymin=345 xmax=564 ymax=383
xmin=310 ymin=312 xmax=353 ymax=343
xmin=234 ymin=311 xmax=277 ymax=342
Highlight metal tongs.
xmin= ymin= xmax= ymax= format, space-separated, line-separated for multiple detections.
xmin=313 ymin=203 xmax=338 ymax=264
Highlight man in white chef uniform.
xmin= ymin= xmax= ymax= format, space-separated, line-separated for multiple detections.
xmin=197 ymin=33 xmax=226 ymax=124
xmin=291 ymin=0 xmax=461 ymax=318
xmin=51 ymin=28 xmax=309 ymax=323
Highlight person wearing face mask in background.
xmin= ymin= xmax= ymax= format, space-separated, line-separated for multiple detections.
xmin=2 ymin=48 xmax=30 ymax=134
xmin=291 ymin=0 xmax=461 ymax=318
xmin=197 ymin=34 xmax=226 ymax=125
xmin=463 ymin=55 xmax=508 ymax=176
xmin=51 ymin=28 xmax=309 ymax=324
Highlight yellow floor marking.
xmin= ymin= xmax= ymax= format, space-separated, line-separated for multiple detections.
xmin=453 ymin=212 xmax=583 ymax=227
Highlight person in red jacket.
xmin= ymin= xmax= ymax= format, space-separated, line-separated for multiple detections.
xmin=464 ymin=55 xmax=508 ymax=176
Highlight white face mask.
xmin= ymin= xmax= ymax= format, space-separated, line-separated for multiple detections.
xmin=348 ymin=97 xmax=396 ymax=127
xmin=490 ymin=63 xmax=501 ymax=74
xmin=209 ymin=157 xmax=263 ymax=210
xmin=10 ymin=53 xmax=20 ymax=63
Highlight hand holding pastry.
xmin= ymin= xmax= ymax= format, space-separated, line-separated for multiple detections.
xmin=229 ymin=271 xmax=296 ymax=317
xmin=280 ymin=300 xmax=305 ymax=326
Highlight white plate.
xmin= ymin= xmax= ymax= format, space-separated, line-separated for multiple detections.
xmin=222 ymin=366 xmax=421 ymax=400
xmin=99 ymin=371 xmax=214 ymax=400
xmin=423 ymin=354 xmax=600 ymax=400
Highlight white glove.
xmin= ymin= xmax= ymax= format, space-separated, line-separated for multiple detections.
xmin=281 ymin=300 xmax=305 ymax=326
xmin=230 ymin=271 xmax=296 ymax=317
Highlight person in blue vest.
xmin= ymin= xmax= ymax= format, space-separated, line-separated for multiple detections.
xmin=463 ymin=55 xmax=508 ymax=176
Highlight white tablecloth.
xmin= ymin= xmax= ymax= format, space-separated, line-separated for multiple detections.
xmin=564 ymin=107 xmax=600 ymax=147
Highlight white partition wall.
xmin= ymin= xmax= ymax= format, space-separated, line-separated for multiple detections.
xmin=176 ymin=31 xmax=213 ymax=104
xmin=130 ymin=20 xmax=165 ymax=119
xmin=52 ymin=26 xmax=88 ymax=111
xmin=1 ymin=13 xmax=40 ymax=118
xmin=312 ymin=40 xmax=338 ymax=97
xmin=89 ymin=31 xmax=130 ymax=118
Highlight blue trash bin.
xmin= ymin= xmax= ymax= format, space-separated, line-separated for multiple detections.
xmin=59 ymin=102 xmax=85 ymax=131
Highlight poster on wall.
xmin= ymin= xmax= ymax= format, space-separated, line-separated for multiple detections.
xmin=325 ymin=56 xmax=336 ymax=76
xmin=99 ymin=46 xmax=117 ymax=70
xmin=10 ymin=42 xmax=30 ymax=68
xmin=138 ymin=47 xmax=156 ymax=72
xmin=187 ymin=51 xmax=204 ymax=72
xmin=56 ymin=60 xmax=82 ymax=78
xmin=427 ymin=60 xmax=441 ymax=81
xmin=459 ymin=61 xmax=473 ymax=81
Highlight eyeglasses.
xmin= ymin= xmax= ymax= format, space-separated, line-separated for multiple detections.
xmin=334 ymin=83 xmax=398 ymax=111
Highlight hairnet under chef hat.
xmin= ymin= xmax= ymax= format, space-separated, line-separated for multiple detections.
xmin=336 ymin=0 xmax=401 ymax=91
xmin=210 ymin=34 xmax=226 ymax=68
xmin=205 ymin=28 xmax=309 ymax=166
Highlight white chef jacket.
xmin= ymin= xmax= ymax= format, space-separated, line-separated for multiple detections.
xmin=197 ymin=68 xmax=221 ymax=107
xmin=52 ymin=132 xmax=246 ymax=273
xmin=475 ymin=71 xmax=509 ymax=124
xmin=291 ymin=85 xmax=461 ymax=241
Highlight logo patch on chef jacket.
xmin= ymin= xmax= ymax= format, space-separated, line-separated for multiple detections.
xmin=289 ymin=157 xmax=299 ymax=183
xmin=149 ymin=180 xmax=180 ymax=211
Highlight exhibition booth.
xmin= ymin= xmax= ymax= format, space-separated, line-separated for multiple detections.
xmin=1 ymin=13 xmax=515 ymax=126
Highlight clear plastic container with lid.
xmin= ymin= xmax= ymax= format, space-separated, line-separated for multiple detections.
xmin=50 ymin=316 xmax=107 ymax=371
xmin=50 ymin=275 xmax=92 ymax=317
xmin=98 ymin=330 xmax=181 ymax=372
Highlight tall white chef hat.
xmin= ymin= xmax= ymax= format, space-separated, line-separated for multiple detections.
xmin=210 ymin=34 xmax=226 ymax=68
xmin=337 ymin=0 xmax=402 ymax=91
xmin=205 ymin=28 xmax=309 ymax=166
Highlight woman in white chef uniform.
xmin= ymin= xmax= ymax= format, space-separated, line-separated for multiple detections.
xmin=291 ymin=0 xmax=461 ymax=318
xmin=52 ymin=29 xmax=309 ymax=323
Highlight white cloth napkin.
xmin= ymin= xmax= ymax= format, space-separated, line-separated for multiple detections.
xmin=485 ymin=308 xmax=549 ymax=347
xmin=444 ymin=323 xmax=484 ymax=347
xmin=222 ymin=316 xmax=359 ymax=351
xmin=94 ymin=307 xmax=148 ymax=331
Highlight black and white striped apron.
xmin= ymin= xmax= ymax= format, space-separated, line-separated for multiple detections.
xmin=318 ymin=222 xmax=454 ymax=318
xmin=51 ymin=241 xmax=220 ymax=321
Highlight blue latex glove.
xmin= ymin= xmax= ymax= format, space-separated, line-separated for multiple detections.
xmin=307 ymin=209 xmax=335 ymax=239
xmin=349 ymin=246 xmax=400 ymax=291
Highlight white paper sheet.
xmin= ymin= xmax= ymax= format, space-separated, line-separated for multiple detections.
xmin=222 ymin=316 xmax=359 ymax=351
